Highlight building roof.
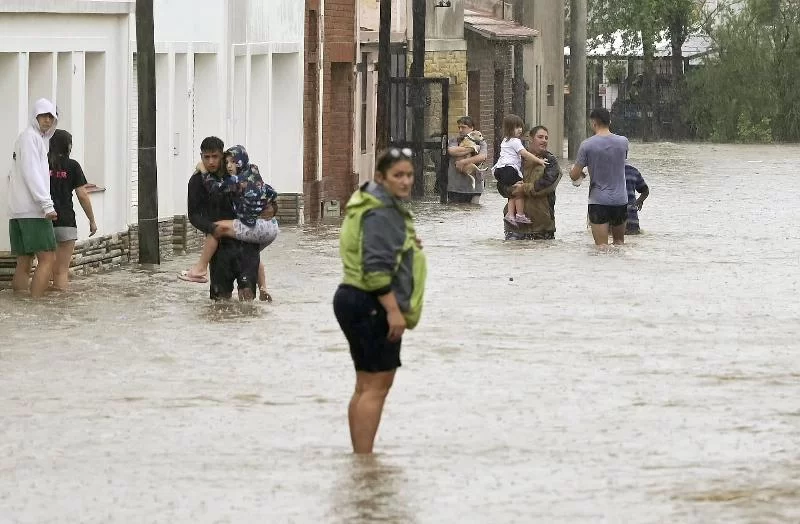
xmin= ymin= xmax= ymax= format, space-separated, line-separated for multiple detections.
xmin=464 ymin=9 xmax=539 ymax=42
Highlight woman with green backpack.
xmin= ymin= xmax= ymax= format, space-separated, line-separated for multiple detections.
xmin=333 ymin=147 xmax=427 ymax=454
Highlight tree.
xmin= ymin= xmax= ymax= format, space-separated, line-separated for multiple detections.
xmin=687 ymin=0 xmax=800 ymax=142
xmin=587 ymin=0 xmax=700 ymax=140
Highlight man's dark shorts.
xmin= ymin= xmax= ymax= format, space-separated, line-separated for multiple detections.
xmin=588 ymin=204 xmax=628 ymax=226
xmin=209 ymin=239 xmax=260 ymax=300
xmin=333 ymin=284 xmax=401 ymax=373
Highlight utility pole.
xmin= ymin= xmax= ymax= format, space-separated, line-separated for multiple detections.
xmin=568 ymin=0 xmax=587 ymax=159
xmin=375 ymin=0 xmax=392 ymax=152
xmin=135 ymin=0 xmax=159 ymax=264
xmin=410 ymin=0 xmax=426 ymax=197
xmin=511 ymin=0 xmax=525 ymax=118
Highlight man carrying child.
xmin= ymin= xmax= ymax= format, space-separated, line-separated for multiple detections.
xmin=182 ymin=137 xmax=277 ymax=301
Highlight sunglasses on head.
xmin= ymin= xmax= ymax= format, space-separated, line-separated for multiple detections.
xmin=387 ymin=147 xmax=414 ymax=159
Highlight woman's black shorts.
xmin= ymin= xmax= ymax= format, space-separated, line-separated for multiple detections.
xmin=333 ymin=285 xmax=402 ymax=372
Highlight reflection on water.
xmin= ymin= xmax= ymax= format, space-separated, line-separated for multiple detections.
xmin=1 ymin=143 xmax=800 ymax=522
xmin=329 ymin=456 xmax=414 ymax=524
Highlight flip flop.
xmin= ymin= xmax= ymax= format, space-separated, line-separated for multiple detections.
xmin=177 ymin=270 xmax=208 ymax=283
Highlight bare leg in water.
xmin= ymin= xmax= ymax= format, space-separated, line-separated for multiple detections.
xmin=14 ymin=252 xmax=56 ymax=298
xmin=610 ymin=222 xmax=626 ymax=245
xmin=348 ymin=370 xmax=396 ymax=453
xmin=590 ymin=222 xmax=610 ymax=246
xmin=258 ymin=261 xmax=272 ymax=301
xmin=51 ymin=240 xmax=77 ymax=291
xmin=185 ymin=234 xmax=219 ymax=279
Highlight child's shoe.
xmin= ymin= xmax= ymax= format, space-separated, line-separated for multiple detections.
xmin=515 ymin=214 xmax=532 ymax=224
xmin=503 ymin=214 xmax=517 ymax=226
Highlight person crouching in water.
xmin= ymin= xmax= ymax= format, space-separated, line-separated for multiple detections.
xmin=180 ymin=145 xmax=278 ymax=301
xmin=333 ymin=147 xmax=427 ymax=454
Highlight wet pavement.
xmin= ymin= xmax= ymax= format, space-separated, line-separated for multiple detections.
xmin=1 ymin=142 xmax=800 ymax=523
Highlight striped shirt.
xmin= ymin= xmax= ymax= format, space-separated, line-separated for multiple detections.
xmin=625 ymin=164 xmax=648 ymax=230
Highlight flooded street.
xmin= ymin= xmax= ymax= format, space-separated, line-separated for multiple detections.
xmin=2 ymin=142 xmax=800 ymax=523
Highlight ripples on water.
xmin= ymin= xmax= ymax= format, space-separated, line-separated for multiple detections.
xmin=1 ymin=143 xmax=800 ymax=523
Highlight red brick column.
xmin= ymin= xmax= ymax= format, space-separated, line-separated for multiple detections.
xmin=304 ymin=0 xmax=357 ymax=221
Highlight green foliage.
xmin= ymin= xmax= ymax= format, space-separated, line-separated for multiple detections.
xmin=686 ymin=0 xmax=800 ymax=142
xmin=588 ymin=0 xmax=699 ymax=52
xmin=737 ymin=114 xmax=773 ymax=143
xmin=604 ymin=62 xmax=626 ymax=84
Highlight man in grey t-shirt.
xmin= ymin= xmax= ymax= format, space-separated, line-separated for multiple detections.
xmin=570 ymin=107 xmax=630 ymax=245
xmin=446 ymin=116 xmax=488 ymax=204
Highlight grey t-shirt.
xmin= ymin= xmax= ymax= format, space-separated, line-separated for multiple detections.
xmin=447 ymin=135 xmax=488 ymax=194
xmin=576 ymin=133 xmax=629 ymax=206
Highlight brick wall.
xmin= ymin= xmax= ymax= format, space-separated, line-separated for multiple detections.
xmin=304 ymin=1 xmax=321 ymax=220
xmin=322 ymin=62 xmax=356 ymax=212
xmin=423 ymin=50 xmax=468 ymax=135
xmin=467 ymin=33 xmax=514 ymax=162
xmin=304 ymin=0 xmax=356 ymax=222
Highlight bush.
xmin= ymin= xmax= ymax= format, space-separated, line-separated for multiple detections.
xmin=736 ymin=113 xmax=773 ymax=143
xmin=686 ymin=0 xmax=800 ymax=142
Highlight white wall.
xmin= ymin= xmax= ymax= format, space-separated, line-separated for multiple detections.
xmin=154 ymin=0 xmax=226 ymax=45
xmin=269 ymin=53 xmax=303 ymax=193
xmin=0 ymin=53 xmax=24 ymax=251
xmin=359 ymin=0 xmax=409 ymax=33
xmin=245 ymin=0 xmax=305 ymax=45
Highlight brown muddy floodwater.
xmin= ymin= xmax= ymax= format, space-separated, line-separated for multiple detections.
xmin=1 ymin=143 xmax=800 ymax=523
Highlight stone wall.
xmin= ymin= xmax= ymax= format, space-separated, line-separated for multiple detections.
xmin=423 ymin=50 xmax=468 ymax=135
xmin=172 ymin=215 xmax=204 ymax=256
xmin=466 ymin=33 xmax=514 ymax=163
xmin=276 ymin=193 xmax=304 ymax=225
xmin=127 ymin=218 xmax=174 ymax=263
xmin=1 ymin=201 xmax=305 ymax=288
xmin=1 ymin=231 xmax=131 ymax=287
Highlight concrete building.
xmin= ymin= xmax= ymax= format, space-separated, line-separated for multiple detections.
xmin=465 ymin=0 xmax=565 ymax=158
xmin=0 ymin=0 xmax=305 ymax=276
xmin=520 ymin=1 xmax=565 ymax=158
xmin=348 ymin=0 xmax=565 ymax=205
xmin=464 ymin=8 xmax=538 ymax=162
xmin=135 ymin=0 xmax=306 ymax=241
xmin=352 ymin=0 xmax=468 ymax=190
xmin=0 ymin=1 xmax=132 ymax=260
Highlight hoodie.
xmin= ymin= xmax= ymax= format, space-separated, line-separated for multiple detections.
xmin=8 ymin=98 xmax=58 ymax=218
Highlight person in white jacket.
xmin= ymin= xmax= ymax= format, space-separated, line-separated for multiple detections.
xmin=7 ymin=98 xmax=59 ymax=298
